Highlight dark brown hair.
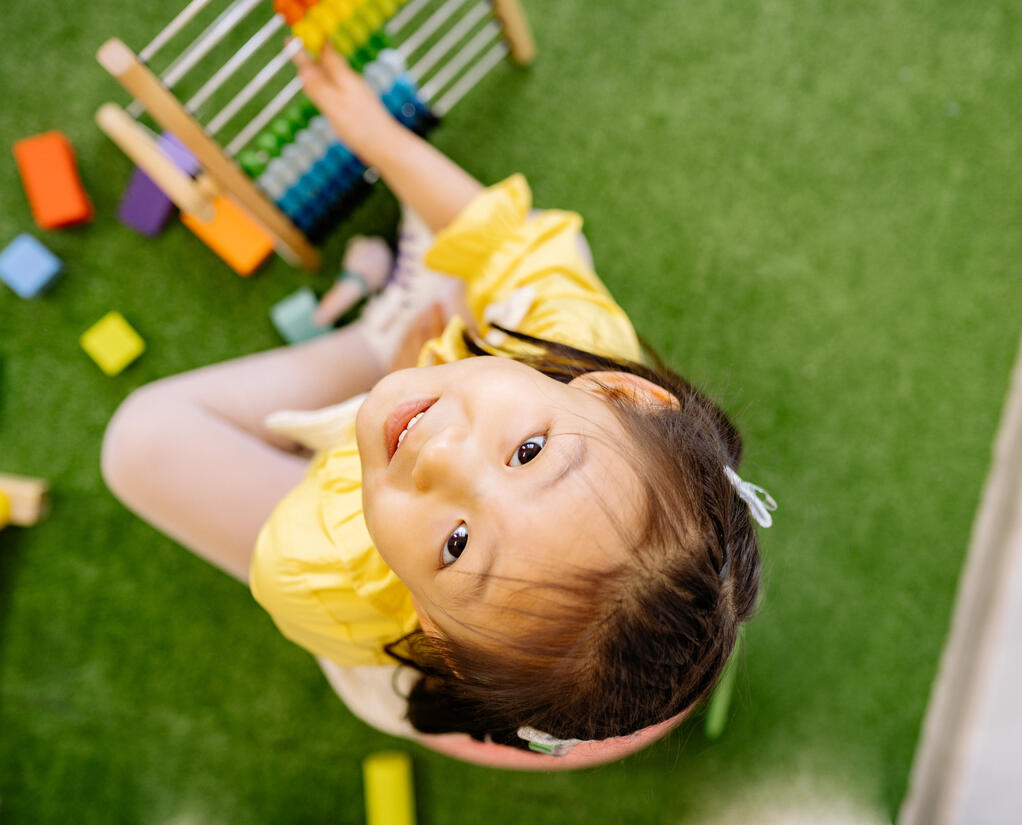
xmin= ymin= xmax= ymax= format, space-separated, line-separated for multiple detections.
xmin=384 ymin=327 xmax=763 ymax=751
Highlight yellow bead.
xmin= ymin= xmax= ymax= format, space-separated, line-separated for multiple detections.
xmin=0 ymin=490 xmax=11 ymax=529
xmin=308 ymin=3 xmax=341 ymax=33
xmin=292 ymin=18 xmax=327 ymax=53
xmin=80 ymin=312 xmax=146 ymax=376
xmin=326 ymin=0 xmax=355 ymax=20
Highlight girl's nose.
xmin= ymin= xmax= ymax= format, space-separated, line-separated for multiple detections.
xmin=410 ymin=425 xmax=476 ymax=495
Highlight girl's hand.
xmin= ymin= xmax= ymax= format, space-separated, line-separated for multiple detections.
xmin=390 ymin=301 xmax=448 ymax=372
xmin=292 ymin=43 xmax=398 ymax=158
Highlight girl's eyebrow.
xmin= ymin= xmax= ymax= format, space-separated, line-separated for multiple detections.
xmin=535 ymin=435 xmax=588 ymax=496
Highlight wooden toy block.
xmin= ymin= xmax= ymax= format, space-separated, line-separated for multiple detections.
xmin=0 ymin=473 xmax=51 ymax=527
xmin=0 ymin=234 xmax=62 ymax=298
xmin=118 ymin=132 xmax=202 ymax=236
xmin=363 ymin=751 xmax=415 ymax=825
xmin=13 ymin=131 xmax=94 ymax=229
xmin=181 ymin=195 xmax=274 ymax=277
xmin=270 ymin=287 xmax=332 ymax=344
xmin=80 ymin=311 xmax=146 ymax=376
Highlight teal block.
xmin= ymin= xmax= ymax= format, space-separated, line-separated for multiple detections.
xmin=0 ymin=233 xmax=62 ymax=298
xmin=270 ymin=287 xmax=331 ymax=344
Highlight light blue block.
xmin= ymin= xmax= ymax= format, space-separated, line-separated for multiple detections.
xmin=0 ymin=233 xmax=62 ymax=298
xmin=270 ymin=287 xmax=331 ymax=344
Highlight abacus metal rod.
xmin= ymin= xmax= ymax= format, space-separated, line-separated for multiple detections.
xmin=420 ymin=20 xmax=500 ymax=101
xmin=225 ymin=76 xmax=303 ymax=156
xmin=139 ymin=0 xmax=214 ymax=63
xmin=386 ymin=0 xmax=433 ymax=35
xmin=408 ymin=1 xmax=489 ymax=83
xmin=185 ymin=15 xmax=285 ymax=113
xmin=127 ymin=0 xmax=264 ymax=118
xmin=431 ymin=38 xmax=507 ymax=115
xmin=162 ymin=0 xmax=264 ymax=88
xmin=398 ymin=0 xmax=470 ymax=59
xmin=206 ymin=39 xmax=303 ymax=136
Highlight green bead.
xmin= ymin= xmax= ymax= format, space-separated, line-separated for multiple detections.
xmin=255 ymin=132 xmax=284 ymax=157
xmin=299 ymin=97 xmax=320 ymax=123
xmin=270 ymin=117 xmax=298 ymax=143
xmin=238 ymin=149 xmax=269 ymax=178
xmin=354 ymin=45 xmax=373 ymax=68
xmin=369 ymin=30 xmax=389 ymax=53
xmin=348 ymin=51 xmax=366 ymax=72
xmin=283 ymin=103 xmax=307 ymax=130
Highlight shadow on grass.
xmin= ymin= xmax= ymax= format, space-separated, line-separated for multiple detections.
xmin=0 ymin=526 xmax=26 ymax=669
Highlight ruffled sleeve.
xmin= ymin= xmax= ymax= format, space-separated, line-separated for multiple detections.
xmin=250 ymin=418 xmax=418 ymax=666
xmin=423 ymin=175 xmax=642 ymax=363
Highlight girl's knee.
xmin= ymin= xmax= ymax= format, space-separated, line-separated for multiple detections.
xmin=100 ymin=383 xmax=171 ymax=504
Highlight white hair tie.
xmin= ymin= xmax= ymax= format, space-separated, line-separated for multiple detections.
xmin=724 ymin=466 xmax=777 ymax=528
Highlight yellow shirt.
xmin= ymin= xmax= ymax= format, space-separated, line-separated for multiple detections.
xmin=250 ymin=175 xmax=641 ymax=665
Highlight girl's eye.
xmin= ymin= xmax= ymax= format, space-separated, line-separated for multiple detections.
xmin=441 ymin=524 xmax=468 ymax=567
xmin=509 ymin=435 xmax=547 ymax=467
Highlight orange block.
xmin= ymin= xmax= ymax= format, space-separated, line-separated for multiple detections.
xmin=181 ymin=196 xmax=275 ymax=276
xmin=13 ymin=132 xmax=94 ymax=229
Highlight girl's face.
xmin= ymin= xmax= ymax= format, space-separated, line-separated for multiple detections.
xmin=356 ymin=356 xmax=658 ymax=643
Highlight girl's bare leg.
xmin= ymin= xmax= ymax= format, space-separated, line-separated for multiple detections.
xmin=101 ymin=320 xmax=387 ymax=584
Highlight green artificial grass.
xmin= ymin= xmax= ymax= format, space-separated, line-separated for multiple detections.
xmin=2 ymin=0 xmax=1021 ymax=822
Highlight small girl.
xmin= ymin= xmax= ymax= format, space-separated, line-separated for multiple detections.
xmin=102 ymin=45 xmax=774 ymax=764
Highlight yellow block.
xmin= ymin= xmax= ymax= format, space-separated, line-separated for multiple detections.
xmin=363 ymin=751 xmax=415 ymax=825
xmin=80 ymin=311 xmax=146 ymax=376
xmin=0 ymin=490 xmax=11 ymax=529
xmin=181 ymin=195 xmax=274 ymax=277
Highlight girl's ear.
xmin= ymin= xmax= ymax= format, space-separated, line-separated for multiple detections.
xmin=411 ymin=596 xmax=464 ymax=677
xmin=570 ymin=370 xmax=679 ymax=409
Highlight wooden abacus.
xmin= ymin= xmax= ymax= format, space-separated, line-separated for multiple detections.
xmin=95 ymin=0 xmax=535 ymax=270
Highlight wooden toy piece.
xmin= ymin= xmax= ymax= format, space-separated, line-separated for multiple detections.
xmin=117 ymin=132 xmax=203 ymax=237
xmin=0 ymin=491 xmax=10 ymax=530
xmin=363 ymin=751 xmax=415 ymax=825
xmin=13 ymin=132 xmax=94 ymax=229
xmin=181 ymin=195 xmax=275 ymax=276
xmin=491 ymin=0 xmax=536 ymax=66
xmin=270 ymin=287 xmax=332 ymax=344
xmin=80 ymin=311 xmax=146 ymax=376
xmin=0 ymin=234 xmax=62 ymax=298
xmin=0 ymin=473 xmax=51 ymax=527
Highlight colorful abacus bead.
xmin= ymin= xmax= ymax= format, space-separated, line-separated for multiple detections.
xmin=239 ymin=149 xmax=270 ymax=178
xmin=331 ymin=27 xmax=357 ymax=56
xmin=255 ymin=131 xmax=286 ymax=158
xmin=274 ymin=0 xmax=306 ymax=24
xmin=292 ymin=17 xmax=327 ymax=53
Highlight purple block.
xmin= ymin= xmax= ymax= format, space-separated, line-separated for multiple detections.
xmin=117 ymin=132 xmax=202 ymax=237
xmin=118 ymin=167 xmax=175 ymax=236
xmin=157 ymin=132 xmax=201 ymax=176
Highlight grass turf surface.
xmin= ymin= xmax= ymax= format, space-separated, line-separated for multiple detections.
xmin=2 ymin=0 xmax=1021 ymax=822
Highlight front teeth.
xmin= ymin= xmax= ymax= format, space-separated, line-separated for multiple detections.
xmin=396 ymin=411 xmax=425 ymax=446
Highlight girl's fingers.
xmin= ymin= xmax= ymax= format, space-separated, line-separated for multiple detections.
xmin=320 ymin=42 xmax=355 ymax=86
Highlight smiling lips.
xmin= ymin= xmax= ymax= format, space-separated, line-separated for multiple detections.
xmin=384 ymin=398 xmax=437 ymax=461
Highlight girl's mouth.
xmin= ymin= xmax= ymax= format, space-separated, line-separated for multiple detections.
xmin=384 ymin=398 xmax=437 ymax=462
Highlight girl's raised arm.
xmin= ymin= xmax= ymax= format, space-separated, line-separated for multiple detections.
xmin=293 ymin=45 xmax=483 ymax=233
